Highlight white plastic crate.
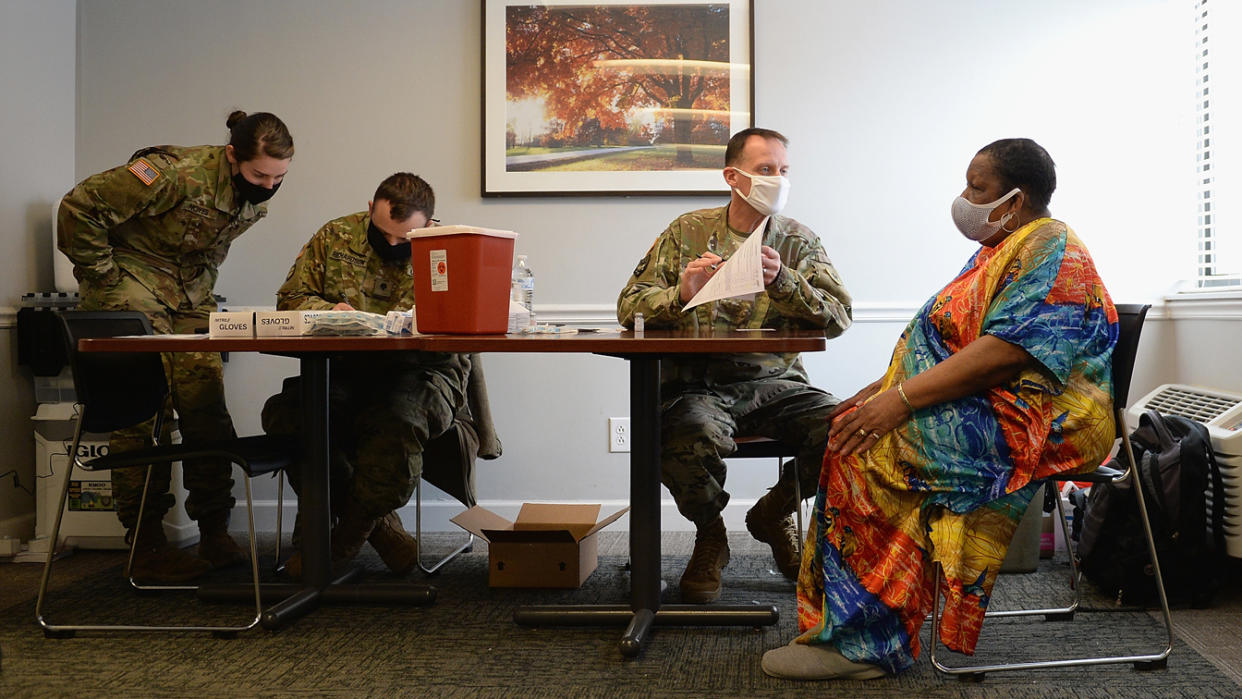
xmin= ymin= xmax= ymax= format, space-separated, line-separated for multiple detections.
xmin=31 ymin=403 xmax=194 ymax=552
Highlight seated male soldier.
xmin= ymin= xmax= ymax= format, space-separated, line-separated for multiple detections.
xmin=616 ymin=128 xmax=852 ymax=602
xmin=263 ymin=172 xmax=470 ymax=575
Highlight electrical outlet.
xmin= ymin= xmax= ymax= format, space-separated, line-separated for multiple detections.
xmin=609 ymin=417 xmax=631 ymax=452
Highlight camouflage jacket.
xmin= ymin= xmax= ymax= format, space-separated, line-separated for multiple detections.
xmin=617 ymin=204 xmax=852 ymax=387
xmin=58 ymin=145 xmax=269 ymax=309
xmin=275 ymin=211 xmax=416 ymax=314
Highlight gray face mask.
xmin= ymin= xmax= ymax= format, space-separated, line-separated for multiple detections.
xmin=951 ymin=187 xmax=1020 ymax=241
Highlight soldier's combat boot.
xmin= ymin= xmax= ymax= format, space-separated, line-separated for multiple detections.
xmin=368 ymin=510 xmax=419 ymax=576
xmin=679 ymin=516 xmax=730 ymax=604
xmin=197 ymin=510 xmax=249 ymax=569
xmin=331 ymin=497 xmax=380 ymax=566
xmin=746 ymin=479 xmax=801 ymax=581
xmin=128 ymin=523 xmax=211 ymax=583
xmin=283 ymin=551 xmax=304 ymax=579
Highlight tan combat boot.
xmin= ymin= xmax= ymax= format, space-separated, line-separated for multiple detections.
xmin=745 ymin=479 xmax=802 ymax=581
xmin=331 ymin=498 xmax=380 ymax=565
xmin=197 ymin=511 xmax=249 ymax=569
xmin=283 ymin=551 xmax=304 ymax=579
xmin=128 ymin=523 xmax=212 ymax=583
xmin=679 ymin=516 xmax=730 ymax=603
xmin=368 ymin=510 xmax=419 ymax=576
xmin=285 ymin=502 xmax=378 ymax=579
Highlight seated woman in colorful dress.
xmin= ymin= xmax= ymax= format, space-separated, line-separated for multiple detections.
xmin=762 ymin=138 xmax=1118 ymax=681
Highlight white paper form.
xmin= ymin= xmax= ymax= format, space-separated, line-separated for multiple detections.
xmin=683 ymin=216 xmax=768 ymax=311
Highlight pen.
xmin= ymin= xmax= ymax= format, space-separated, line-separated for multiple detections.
xmin=700 ymin=253 xmax=726 ymax=270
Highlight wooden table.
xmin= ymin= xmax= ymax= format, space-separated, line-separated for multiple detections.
xmin=80 ymin=329 xmax=827 ymax=655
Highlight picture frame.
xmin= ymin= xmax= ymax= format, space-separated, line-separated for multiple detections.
xmin=481 ymin=0 xmax=754 ymax=197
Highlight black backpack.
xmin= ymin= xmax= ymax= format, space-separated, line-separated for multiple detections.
xmin=1077 ymin=409 xmax=1227 ymax=607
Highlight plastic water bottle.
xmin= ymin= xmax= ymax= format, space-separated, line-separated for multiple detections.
xmin=512 ymin=255 xmax=535 ymax=327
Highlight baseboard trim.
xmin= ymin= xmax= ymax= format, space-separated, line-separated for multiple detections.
xmin=0 ymin=511 xmax=36 ymax=540
xmin=225 ymin=498 xmax=792 ymax=535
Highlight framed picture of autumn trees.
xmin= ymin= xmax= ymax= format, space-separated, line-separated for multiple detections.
xmin=482 ymin=0 xmax=754 ymax=196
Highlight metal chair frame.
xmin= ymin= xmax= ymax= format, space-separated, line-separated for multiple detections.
xmin=929 ymin=304 xmax=1173 ymax=679
xmin=414 ymin=475 xmax=475 ymax=575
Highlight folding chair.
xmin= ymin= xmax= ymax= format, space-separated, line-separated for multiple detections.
xmin=732 ymin=436 xmax=806 ymax=555
xmin=36 ymin=311 xmax=295 ymax=637
xmin=930 ymin=303 xmax=1172 ymax=679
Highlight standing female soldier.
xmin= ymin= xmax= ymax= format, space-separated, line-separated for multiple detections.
xmin=58 ymin=111 xmax=294 ymax=583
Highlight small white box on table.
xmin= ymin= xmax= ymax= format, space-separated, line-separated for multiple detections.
xmin=208 ymin=311 xmax=253 ymax=338
xmin=254 ymin=310 xmax=328 ymax=337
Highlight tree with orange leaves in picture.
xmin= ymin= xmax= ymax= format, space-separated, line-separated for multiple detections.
xmin=506 ymin=3 xmax=734 ymax=167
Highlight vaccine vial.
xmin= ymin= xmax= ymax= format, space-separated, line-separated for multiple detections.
xmin=634 ymin=312 xmax=645 ymax=334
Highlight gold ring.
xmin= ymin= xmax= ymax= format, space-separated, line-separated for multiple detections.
xmin=856 ymin=428 xmax=867 ymax=438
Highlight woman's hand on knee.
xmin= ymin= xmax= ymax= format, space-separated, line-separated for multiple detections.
xmin=827 ymin=378 xmax=883 ymax=423
xmin=827 ymin=387 xmax=908 ymax=456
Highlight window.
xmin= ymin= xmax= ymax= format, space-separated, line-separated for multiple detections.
xmin=1194 ymin=0 xmax=1242 ymax=288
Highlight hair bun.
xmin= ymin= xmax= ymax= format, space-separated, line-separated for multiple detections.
xmin=226 ymin=110 xmax=248 ymax=130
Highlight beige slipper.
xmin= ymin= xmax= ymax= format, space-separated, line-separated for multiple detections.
xmin=761 ymin=641 xmax=886 ymax=681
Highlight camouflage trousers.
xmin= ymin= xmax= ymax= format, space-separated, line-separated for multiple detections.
xmin=661 ymin=378 xmax=838 ymax=528
xmin=80 ymin=274 xmax=235 ymax=529
xmin=261 ymin=354 xmax=467 ymax=520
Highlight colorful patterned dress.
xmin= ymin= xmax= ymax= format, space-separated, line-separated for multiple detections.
xmin=796 ymin=218 xmax=1117 ymax=673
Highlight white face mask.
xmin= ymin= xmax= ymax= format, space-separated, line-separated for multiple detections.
xmin=951 ymin=187 xmax=1021 ymax=242
xmin=732 ymin=168 xmax=790 ymax=216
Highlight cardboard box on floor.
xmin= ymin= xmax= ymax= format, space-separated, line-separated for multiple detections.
xmin=451 ymin=503 xmax=628 ymax=588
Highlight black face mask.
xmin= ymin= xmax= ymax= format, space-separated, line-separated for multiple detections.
xmin=232 ymin=171 xmax=280 ymax=206
xmin=367 ymin=221 xmax=412 ymax=263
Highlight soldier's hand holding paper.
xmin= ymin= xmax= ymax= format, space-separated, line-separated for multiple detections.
xmin=678 ymin=251 xmax=724 ymax=304
xmin=682 ymin=216 xmax=769 ymax=311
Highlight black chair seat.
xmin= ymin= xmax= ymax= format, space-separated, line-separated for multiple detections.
xmin=733 ymin=436 xmax=795 ymax=459
xmin=83 ymin=434 xmax=297 ymax=478
xmin=1049 ymin=460 xmax=1125 ymax=484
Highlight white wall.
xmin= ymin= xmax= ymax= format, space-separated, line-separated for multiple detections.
xmin=762 ymin=0 xmax=1196 ymax=306
xmin=57 ymin=0 xmax=1231 ymax=532
xmin=0 ymin=0 xmax=77 ymax=539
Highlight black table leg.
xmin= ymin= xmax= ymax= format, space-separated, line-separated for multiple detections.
xmin=301 ymin=354 xmax=332 ymax=587
xmin=198 ymin=354 xmax=436 ymax=626
xmin=514 ymin=355 xmax=778 ymax=657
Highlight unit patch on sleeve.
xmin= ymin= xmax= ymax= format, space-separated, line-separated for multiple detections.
xmin=127 ymin=158 xmax=161 ymax=186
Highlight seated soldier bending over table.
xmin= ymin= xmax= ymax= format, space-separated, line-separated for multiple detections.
xmin=263 ymin=172 xmax=487 ymax=576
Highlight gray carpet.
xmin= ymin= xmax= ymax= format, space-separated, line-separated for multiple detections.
xmin=1 ymin=532 xmax=1238 ymax=697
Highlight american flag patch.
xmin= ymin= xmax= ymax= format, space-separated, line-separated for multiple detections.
xmin=127 ymin=158 xmax=160 ymax=186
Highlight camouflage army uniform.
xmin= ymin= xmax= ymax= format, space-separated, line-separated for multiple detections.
xmin=261 ymin=212 xmax=469 ymax=519
xmin=616 ymin=205 xmax=852 ymax=527
xmin=58 ymin=145 xmax=270 ymax=529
